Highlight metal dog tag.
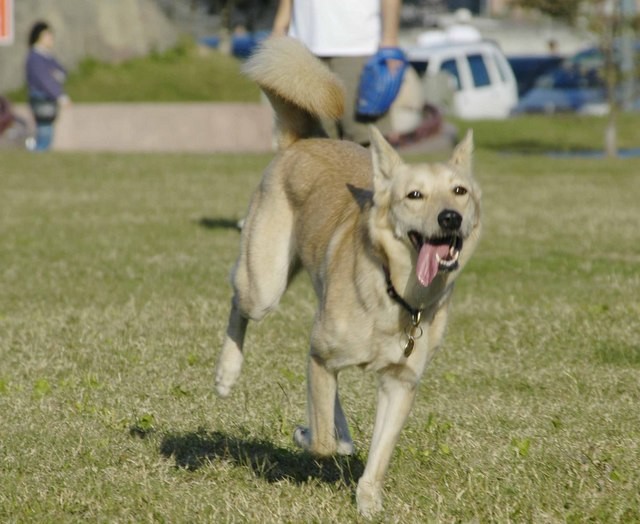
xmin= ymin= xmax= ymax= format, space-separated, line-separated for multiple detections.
xmin=402 ymin=317 xmax=423 ymax=358
xmin=403 ymin=337 xmax=415 ymax=357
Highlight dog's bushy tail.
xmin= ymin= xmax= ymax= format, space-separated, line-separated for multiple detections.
xmin=243 ymin=37 xmax=345 ymax=149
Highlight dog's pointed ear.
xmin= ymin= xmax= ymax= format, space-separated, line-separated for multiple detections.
xmin=450 ymin=129 xmax=474 ymax=173
xmin=370 ymin=125 xmax=403 ymax=188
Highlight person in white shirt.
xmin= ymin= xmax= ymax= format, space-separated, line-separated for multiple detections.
xmin=272 ymin=0 xmax=402 ymax=145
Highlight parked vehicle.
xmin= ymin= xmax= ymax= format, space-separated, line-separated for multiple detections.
xmin=513 ymin=47 xmax=605 ymax=114
xmin=404 ymin=39 xmax=518 ymax=119
xmin=507 ymin=55 xmax=564 ymax=97
xmin=513 ymin=44 xmax=640 ymax=115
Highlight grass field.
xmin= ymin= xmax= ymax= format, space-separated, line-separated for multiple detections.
xmin=1 ymin=119 xmax=639 ymax=522
xmin=7 ymin=40 xmax=261 ymax=103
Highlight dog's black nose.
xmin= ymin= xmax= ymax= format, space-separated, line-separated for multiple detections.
xmin=438 ymin=209 xmax=462 ymax=231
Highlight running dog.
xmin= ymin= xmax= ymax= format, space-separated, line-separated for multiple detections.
xmin=215 ymin=37 xmax=481 ymax=517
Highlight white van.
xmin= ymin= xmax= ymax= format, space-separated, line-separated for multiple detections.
xmin=404 ymin=39 xmax=518 ymax=120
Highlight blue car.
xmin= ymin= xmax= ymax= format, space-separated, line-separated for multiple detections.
xmin=507 ymin=55 xmax=563 ymax=97
xmin=513 ymin=47 xmax=609 ymax=114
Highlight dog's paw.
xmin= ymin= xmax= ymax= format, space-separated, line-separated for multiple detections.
xmin=293 ymin=426 xmax=311 ymax=450
xmin=214 ymin=375 xmax=233 ymax=397
xmin=214 ymin=352 xmax=243 ymax=397
xmin=214 ymin=365 xmax=239 ymax=397
xmin=336 ymin=438 xmax=355 ymax=456
xmin=356 ymin=479 xmax=383 ymax=518
xmin=294 ymin=426 xmax=354 ymax=456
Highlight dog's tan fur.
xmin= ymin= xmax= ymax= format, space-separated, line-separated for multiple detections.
xmin=215 ymin=37 xmax=481 ymax=516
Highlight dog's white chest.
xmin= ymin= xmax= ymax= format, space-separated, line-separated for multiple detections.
xmin=311 ymin=311 xmax=430 ymax=373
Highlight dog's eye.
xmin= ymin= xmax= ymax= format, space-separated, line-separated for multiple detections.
xmin=453 ymin=186 xmax=468 ymax=196
xmin=407 ymin=190 xmax=423 ymax=200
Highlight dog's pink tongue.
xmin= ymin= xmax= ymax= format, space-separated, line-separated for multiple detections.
xmin=417 ymin=243 xmax=449 ymax=287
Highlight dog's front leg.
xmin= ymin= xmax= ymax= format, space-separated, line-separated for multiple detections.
xmin=294 ymin=354 xmax=342 ymax=456
xmin=356 ymin=373 xmax=417 ymax=517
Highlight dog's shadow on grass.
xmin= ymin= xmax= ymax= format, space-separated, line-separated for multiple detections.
xmin=196 ymin=217 xmax=240 ymax=230
xmin=159 ymin=429 xmax=364 ymax=486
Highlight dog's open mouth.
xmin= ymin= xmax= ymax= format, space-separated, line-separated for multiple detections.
xmin=408 ymin=231 xmax=463 ymax=287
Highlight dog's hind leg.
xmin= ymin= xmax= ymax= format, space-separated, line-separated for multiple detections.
xmin=335 ymin=391 xmax=355 ymax=455
xmin=232 ymin=189 xmax=295 ymax=321
xmin=215 ymin=302 xmax=248 ymax=397
xmin=215 ymin=189 xmax=295 ymax=397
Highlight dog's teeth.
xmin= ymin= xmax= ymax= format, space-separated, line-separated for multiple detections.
xmin=438 ymin=250 xmax=460 ymax=269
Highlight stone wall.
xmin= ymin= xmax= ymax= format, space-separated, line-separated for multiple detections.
xmin=11 ymin=102 xmax=274 ymax=153
xmin=0 ymin=0 xmax=179 ymax=94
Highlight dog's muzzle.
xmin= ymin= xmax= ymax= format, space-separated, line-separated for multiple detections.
xmin=409 ymin=210 xmax=464 ymax=286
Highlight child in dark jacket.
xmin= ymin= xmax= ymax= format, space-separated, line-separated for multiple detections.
xmin=25 ymin=21 xmax=70 ymax=151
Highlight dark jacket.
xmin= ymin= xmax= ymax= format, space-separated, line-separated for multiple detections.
xmin=26 ymin=48 xmax=67 ymax=101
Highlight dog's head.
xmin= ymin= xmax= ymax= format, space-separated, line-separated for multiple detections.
xmin=369 ymin=127 xmax=481 ymax=288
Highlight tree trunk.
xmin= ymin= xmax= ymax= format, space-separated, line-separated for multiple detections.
xmin=603 ymin=5 xmax=618 ymax=158
xmin=605 ymin=108 xmax=617 ymax=158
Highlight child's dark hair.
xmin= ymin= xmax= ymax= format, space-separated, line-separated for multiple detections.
xmin=28 ymin=21 xmax=50 ymax=47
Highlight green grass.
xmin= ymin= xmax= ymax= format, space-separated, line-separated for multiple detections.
xmin=468 ymin=112 xmax=640 ymax=154
xmin=7 ymin=39 xmax=260 ymax=103
xmin=1 ymin=118 xmax=639 ymax=522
